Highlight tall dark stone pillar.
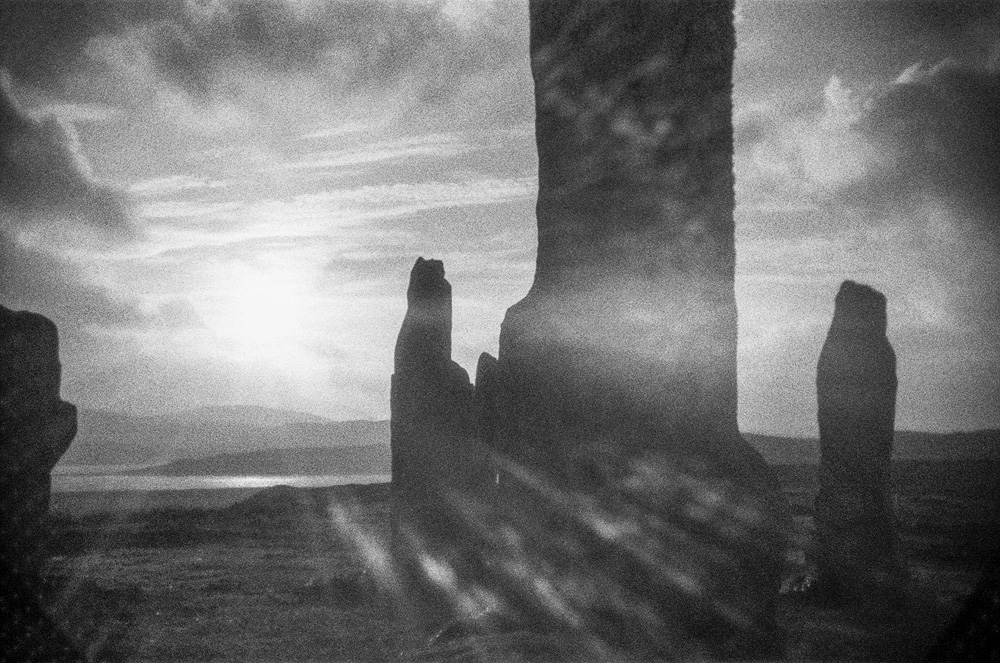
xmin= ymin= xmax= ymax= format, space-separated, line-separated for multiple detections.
xmin=476 ymin=1 xmax=789 ymax=658
xmin=390 ymin=258 xmax=490 ymax=638
xmin=1 ymin=306 xmax=82 ymax=661
xmin=815 ymin=280 xmax=907 ymax=608
xmin=0 ymin=306 xmax=77 ymax=580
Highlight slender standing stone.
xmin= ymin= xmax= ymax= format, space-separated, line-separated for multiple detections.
xmin=815 ymin=280 xmax=907 ymax=608
xmin=390 ymin=258 xmax=489 ymax=637
xmin=477 ymin=1 xmax=789 ymax=658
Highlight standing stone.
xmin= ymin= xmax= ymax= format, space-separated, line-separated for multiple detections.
xmin=476 ymin=1 xmax=789 ymax=658
xmin=814 ymin=280 xmax=907 ymax=608
xmin=0 ymin=306 xmax=82 ymax=661
xmin=0 ymin=306 xmax=77 ymax=581
xmin=390 ymin=258 xmax=490 ymax=637
xmin=473 ymin=352 xmax=500 ymax=451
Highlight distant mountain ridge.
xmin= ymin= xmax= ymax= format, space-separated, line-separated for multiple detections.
xmin=161 ymin=405 xmax=333 ymax=428
xmin=745 ymin=429 xmax=1000 ymax=466
xmin=58 ymin=406 xmax=389 ymax=467
xmin=58 ymin=404 xmax=998 ymax=471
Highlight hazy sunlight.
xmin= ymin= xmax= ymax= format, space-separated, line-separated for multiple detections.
xmin=205 ymin=265 xmax=311 ymax=365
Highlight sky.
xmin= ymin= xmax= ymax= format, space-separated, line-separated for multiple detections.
xmin=1 ymin=0 xmax=997 ymax=436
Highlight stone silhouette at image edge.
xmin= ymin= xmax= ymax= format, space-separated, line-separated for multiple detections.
xmin=0 ymin=305 xmax=82 ymax=660
xmin=1 ymin=306 xmax=78 ymax=578
xmin=814 ymin=280 xmax=908 ymax=608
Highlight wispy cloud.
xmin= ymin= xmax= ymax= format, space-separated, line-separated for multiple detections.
xmin=0 ymin=72 xmax=132 ymax=233
xmin=0 ymin=70 xmax=146 ymax=348
xmin=131 ymin=174 xmax=230 ymax=197
xmin=271 ymin=132 xmax=478 ymax=175
xmin=297 ymin=176 xmax=535 ymax=217
xmin=134 ymin=176 xmax=535 ymax=254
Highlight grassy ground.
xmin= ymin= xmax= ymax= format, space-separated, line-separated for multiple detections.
xmin=44 ymin=486 xmax=394 ymax=661
xmin=39 ymin=474 xmax=998 ymax=662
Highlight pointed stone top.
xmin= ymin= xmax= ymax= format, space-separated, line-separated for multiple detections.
xmin=833 ymin=280 xmax=888 ymax=335
xmin=413 ymin=256 xmax=444 ymax=276
xmin=407 ymin=257 xmax=449 ymax=305
xmin=396 ymin=257 xmax=454 ymax=372
xmin=1 ymin=305 xmax=60 ymax=351
xmin=1 ymin=305 xmax=63 ymax=402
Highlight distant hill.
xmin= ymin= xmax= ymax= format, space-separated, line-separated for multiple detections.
xmin=59 ymin=404 xmax=996 ymax=472
xmin=745 ymin=429 xmax=1000 ymax=466
xmin=58 ymin=407 xmax=389 ymax=467
xmin=130 ymin=445 xmax=390 ymax=478
xmin=61 ymin=410 xmax=181 ymax=466
xmin=160 ymin=405 xmax=332 ymax=428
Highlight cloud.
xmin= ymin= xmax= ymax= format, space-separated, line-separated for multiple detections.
xmin=299 ymin=176 xmax=535 ymax=217
xmin=737 ymin=50 xmax=1000 ymax=246
xmin=734 ymin=75 xmax=885 ymax=213
xmin=846 ymin=58 xmax=1000 ymax=229
xmin=144 ymin=0 xmax=522 ymax=99
xmin=130 ymin=174 xmax=230 ymax=198
xmin=736 ymin=0 xmax=1000 ymax=231
xmin=0 ymin=70 xmax=148 ymax=346
xmin=59 ymin=339 xmax=342 ymax=418
xmin=0 ymin=0 xmax=531 ymax=137
xmin=0 ymin=72 xmax=133 ymax=233
xmin=734 ymin=0 xmax=1000 ymax=101
xmin=0 ymin=0 xmax=149 ymax=87
xmin=271 ymin=132 xmax=477 ymax=175
xmin=136 ymin=174 xmax=535 ymax=248
xmin=0 ymin=229 xmax=141 ymax=327
xmin=156 ymin=298 xmax=206 ymax=330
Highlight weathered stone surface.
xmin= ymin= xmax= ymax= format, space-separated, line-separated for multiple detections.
xmin=472 ymin=1 xmax=790 ymax=658
xmin=0 ymin=306 xmax=77 ymax=581
xmin=0 ymin=306 xmax=82 ymax=659
xmin=814 ymin=280 xmax=908 ymax=607
xmin=390 ymin=258 xmax=490 ymax=635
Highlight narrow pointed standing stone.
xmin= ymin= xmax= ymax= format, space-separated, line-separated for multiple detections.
xmin=815 ymin=280 xmax=907 ymax=608
xmin=390 ymin=258 xmax=488 ymax=637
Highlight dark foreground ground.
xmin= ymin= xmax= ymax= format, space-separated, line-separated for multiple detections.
xmin=40 ymin=461 xmax=1000 ymax=661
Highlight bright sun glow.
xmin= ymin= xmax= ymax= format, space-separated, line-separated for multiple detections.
xmin=203 ymin=264 xmax=311 ymax=365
